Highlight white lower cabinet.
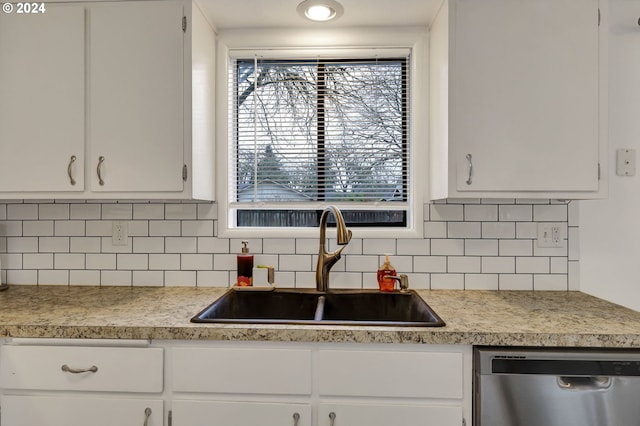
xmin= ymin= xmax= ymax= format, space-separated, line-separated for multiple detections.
xmin=0 ymin=340 xmax=164 ymax=426
xmin=168 ymin=342 xmax=472 ymax=426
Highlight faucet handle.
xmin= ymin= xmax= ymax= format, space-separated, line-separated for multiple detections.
xmin=388 ymin=274 xmax=409 ymax=292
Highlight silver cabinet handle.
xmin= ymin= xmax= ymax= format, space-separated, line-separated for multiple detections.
xmin=61 ymin=364 xmax=98 ymax=374
xmin=97 ymin=156 xmax=105 ymax=186
xmin=329 ymin=412 xmax=336 ymax=426
xmin=67 ymin=155 xmax=77 ymax=186
xmin=143 ymin=407 xmax=152 ymax=426
xmin=465 ymin=153 xmax=473 ymax=185
xmin=293 ymin=412 xmax=300 ymax=426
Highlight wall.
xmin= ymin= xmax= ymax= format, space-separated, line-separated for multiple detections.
xmin=0 ymin=200 xmax=576 ymax=290
xmin=580 ymin=0 xmax=640 ymax=310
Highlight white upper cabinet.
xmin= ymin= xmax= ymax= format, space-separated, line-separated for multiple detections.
xmin=429 ymin=0 xmax=607 ymax=199
xmin=0 ymin=5 xmax=85 ymax=192
xmin=88 ymin=1 xmax=185 ymax=193
xmin=0 ymin=0 xmax=215 ymax=200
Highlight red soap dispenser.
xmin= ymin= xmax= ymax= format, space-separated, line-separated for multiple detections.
xmin=377 ymin=254 xmax=397 ymax=292
xmin=237 ymin=241 xmax=254 ymax=286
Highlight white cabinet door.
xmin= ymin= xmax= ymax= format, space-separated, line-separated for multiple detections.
xmin=0 ymin=5 xmax=85 ymax=192
xmin=318 ymin=403 xmax=462 ymax=426
xmin=453 ymin=0 xmax=600 ymax=193
xmin=1 ymin=395 xmax=163 ymax=426
xmin=172 ymin=400 xmax=312 ymax=426
xmin=89 ymin=1 xmax=184 ymax=192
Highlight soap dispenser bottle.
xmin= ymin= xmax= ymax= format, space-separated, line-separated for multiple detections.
xmin=237 ymin=241 xmax=254 ymax=286
xmin=377 ymin=254 xmax=397 ymax=292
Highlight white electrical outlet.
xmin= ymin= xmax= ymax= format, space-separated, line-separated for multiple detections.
xmin=112 ymin=221 xmax=128 ymax=246
xmin=537 ymin=223 xmax=564 ymax=248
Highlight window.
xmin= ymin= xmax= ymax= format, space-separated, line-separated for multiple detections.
xmin=225 ymin=50 xmax=416 ymax=231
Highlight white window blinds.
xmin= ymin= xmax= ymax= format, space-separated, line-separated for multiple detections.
xmin=228 ymin=52 xmax=411 ymax=227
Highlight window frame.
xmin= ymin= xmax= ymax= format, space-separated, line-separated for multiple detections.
xmin=216 ymin=28 xmax=429 ymax=239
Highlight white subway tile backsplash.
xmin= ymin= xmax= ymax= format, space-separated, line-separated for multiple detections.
xmin=54 ymin=253 xmax=85 ymax=270
xmin=70 ymin=270 xmax=100 ymax=285
xmin=70 ymin=237 xmax=101 ymax=253
xmin=499 ymin=274 xmax=533 ymax=290
xmin=431 ymin=239 xmax=464 ymax=256
xmin=431 ymin=273 xmax=464 ymax=290
xmin=165 ymin=204 xmax=197 ymax=220
xmin=7 ymin=204 xmax=37 ymax=220
xmin=533 ymin=274 xmax=567 ymax=291
xmin=448 ymin=256 xmax=481 ymax=273
xmin=533 ymin=204 xmax=567 ymax=222
xmin=414 ymin=256 xmax=447 ymax=273
xmin=70 ymin=204 xmax=101 ymax=220
xmin=117 ymin=254 xmax=149 ymax=270
xmin=149 ymin=220 xmax=181 ymax=236
xmin=499 ymin=205 xmax=532 ymax=222
xmin=86 ymin=254 xmax=116 ymax=270
xmin=516 ymin=257 xmax=550 ymax=274
xmin=23 ymin=221 xmax=53 ymax=236
xmin=55 ymin=221 xmax=85 ymax=236
xmin=102 ymin=204 xmax=133 ymax=220
xmin=0 ymin=201 xmax=575 ymax=289
xmin=101 ymin=270 xmax=132 ymax=286
xmin=448 ymin=222 xmax=481 ymax=239
xmin=133 ymin=204 xmax=165 ymax=220
xmin=465 ymin=274 xmax=499 ymax=290
xmin=132 ymin=270 xmax=164 ymax=287
xmin=181 ymin=254 xmax=213 ymax=271
xmin=482 ymin=256 xmax=515 ymax=274
xmin=465 ymin=205 xmax=498 ymax=221
xmin=39 ymin=204 xmax=69 ymax=220
xmin=465 ymin=239 xmax=498 ymax=256
xmin=38 ymin=269 xmax=69 ymax=285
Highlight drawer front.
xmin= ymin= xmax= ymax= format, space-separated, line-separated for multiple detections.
xmin=172 ymin=346 xmax=312 ymax=395
xmin=1 ymin=395 xmax=163 ymax=426
xmin=318 ymin=402 xmax=462 ymax=426
xmin=318 ymin=349 xmax=464 ymax=399
xmin=172 ymin=400 xmax=312 ymax=426
xmin=0 ymin=345 xmax=163 ymax=392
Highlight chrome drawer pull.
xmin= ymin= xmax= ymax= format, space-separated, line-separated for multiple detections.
xmin=61 ymin=364 xmax=98 ymax=374
xmin=465 ymin=153 xmax=473 ymax=185
xmin=97 ymin=156 xmax=105 ymax=186
xmin=293 ymin=412 xmax=300 ymax=426
xmin=143 ymin=407 xmax=152 ymax=426
xmin=67 ymin=155 xmax=77 ymax=186
xmin=329 ymin=412 xmax=336 ymax=426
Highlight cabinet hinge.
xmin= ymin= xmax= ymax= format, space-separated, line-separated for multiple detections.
xmin=182 ymin=15 xmax=187 ymax=32
xmin=168 ymin=409 xmax=172 ymax=426
xmin=183 ymin=164 xmax=188 ymax=182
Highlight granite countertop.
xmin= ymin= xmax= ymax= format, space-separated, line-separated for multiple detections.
xmin=0 ymin=285 xmax=638 ymax=347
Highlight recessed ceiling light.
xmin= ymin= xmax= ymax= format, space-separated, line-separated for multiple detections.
xmin=297 ymin=0 xmax=344 ymax=22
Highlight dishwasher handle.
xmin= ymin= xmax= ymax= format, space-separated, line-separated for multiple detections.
xmin=557 ymin=376 xmax=612 ymax=390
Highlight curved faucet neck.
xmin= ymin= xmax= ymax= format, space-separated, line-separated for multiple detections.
xmin=316 ymin=206 xmax=352 ymax=292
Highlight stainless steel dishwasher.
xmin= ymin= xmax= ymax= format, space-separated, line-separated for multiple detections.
xmin=475 ymin=348 xmax=640 ymax=426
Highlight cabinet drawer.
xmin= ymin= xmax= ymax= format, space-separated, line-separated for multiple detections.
xmin=172 ymin=400 xmax=311 ymax=426
xmin=0 ymin=345 xmax=163 ymax=392
xmin=1 ymin=395 xmax=163 ymax=426
xmin=172 ymin=347 xmax=312 ymax=395
xmin=318 ymin=349 xmax=463 ymax=399
xmin=318 ymin=402 xmax=461 ymax=426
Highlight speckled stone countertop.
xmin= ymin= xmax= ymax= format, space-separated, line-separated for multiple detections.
xmin=0 ymin=285 xmax=639 ymax=347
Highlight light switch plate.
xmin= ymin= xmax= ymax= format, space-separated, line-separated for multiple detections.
xmin=616 ymin=149 xmax=636 ymax=176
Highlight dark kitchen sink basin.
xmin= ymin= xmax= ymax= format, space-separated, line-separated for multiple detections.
xmin=191 ymin=288 xmax=445 ymax=327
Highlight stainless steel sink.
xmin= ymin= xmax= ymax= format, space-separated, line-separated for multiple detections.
xmin=191 ymin=288 xmax=445 ymax=327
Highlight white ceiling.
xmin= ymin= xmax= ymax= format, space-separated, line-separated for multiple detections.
xmin=196 ymin=0 xmax=443 ymax=30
